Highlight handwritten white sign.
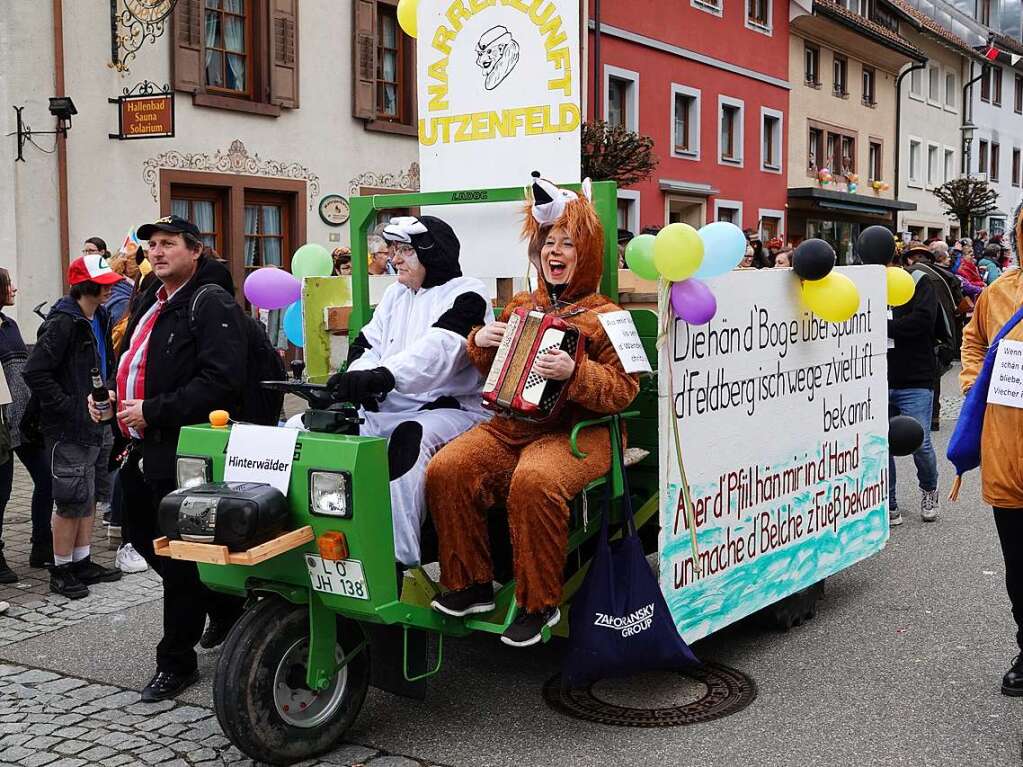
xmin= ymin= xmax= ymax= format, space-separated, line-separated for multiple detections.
xmin=599 ymin=311 xmax=652 ymax=375
xmin=988 ymin=339 xmax=1023 ymax=409
xmin=224 ymin=424 xmax=299 ymax=494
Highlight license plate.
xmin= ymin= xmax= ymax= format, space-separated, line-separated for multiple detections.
xmin=304 ymin=554 xmax=370 ymax=600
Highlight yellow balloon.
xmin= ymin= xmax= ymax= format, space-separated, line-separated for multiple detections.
xmin=886 ymin=266 xmax=916 ymax=306
xmin=801 ymin=272 xmax=860 ymax=322
xmin=653 ymin=223 xmax=704 ymax=281
xmin=397 ymin=0 xmax=418 ymax=38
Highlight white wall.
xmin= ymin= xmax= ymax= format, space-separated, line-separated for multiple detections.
xmin=897 ymin=36 xmax=968 ymax=238
xmin=968 ymin=60 xmax=1023 ymax=236
xmin=2 ymin=0 xmax=419 ymax=333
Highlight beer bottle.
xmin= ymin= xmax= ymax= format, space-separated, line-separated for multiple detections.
xmin=91 ymin=368 xmax=112 ymax=422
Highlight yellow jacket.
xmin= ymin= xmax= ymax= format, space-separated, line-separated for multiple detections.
xmin=960 ymin=269 xmax=1023 ymax=507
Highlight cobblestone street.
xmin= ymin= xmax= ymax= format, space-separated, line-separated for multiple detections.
xmin=0 ymin=663 xmax=436 ymax=767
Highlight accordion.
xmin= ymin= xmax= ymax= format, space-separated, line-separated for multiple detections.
xmin=481 ymin=308 xmax=584 ymax=420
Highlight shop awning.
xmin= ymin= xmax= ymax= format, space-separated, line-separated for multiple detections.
xmin=788 ymin=187 xmax=917 ymax=213
xmin=659 ymin=179 xmax=720 ymax=197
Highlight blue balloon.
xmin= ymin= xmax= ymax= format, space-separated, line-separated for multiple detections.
xmin=694 ymin=221 xmax=748 ymax=279
xmin=283 ymin=301 xmax=304 ymax=348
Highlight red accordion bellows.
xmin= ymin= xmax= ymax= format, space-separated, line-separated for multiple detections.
xmin=481 ymin=308 xmax=584 ymax=421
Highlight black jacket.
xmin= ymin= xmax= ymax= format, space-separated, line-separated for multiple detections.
xmin=887 ymin=274 xmax=938 ymax=389
xmin=23 ymin=298 xmax=115 ymax=447
xmin=121 ymin=256 xmax=247 ymax=479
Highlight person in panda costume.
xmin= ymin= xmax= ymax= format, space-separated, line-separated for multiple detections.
xmin=324 ymin=215 xmax=493 ymax=567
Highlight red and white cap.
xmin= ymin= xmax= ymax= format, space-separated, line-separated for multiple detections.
xmin=67 ymin=255 xmax=122 ymax=286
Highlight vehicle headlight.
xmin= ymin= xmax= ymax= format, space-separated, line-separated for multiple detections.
xmin=310 ymin=471 xmax=352 ymax=518
xmin=176 ymin=456 xmax=211 ymax=490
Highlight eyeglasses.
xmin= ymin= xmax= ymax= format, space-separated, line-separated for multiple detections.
xmin=82 ymin=247 xmax=100 ymax=255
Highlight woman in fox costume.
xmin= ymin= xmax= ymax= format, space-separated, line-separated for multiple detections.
xmin=426 ymin=173 xmax=640 ymax=647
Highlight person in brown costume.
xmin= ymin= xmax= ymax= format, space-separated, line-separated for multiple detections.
xmin=426 ymin=174 xmax=640 ymax=647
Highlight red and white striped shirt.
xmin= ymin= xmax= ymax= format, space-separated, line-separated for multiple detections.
xmin=116 ymin=285 xmax=177 ymax=438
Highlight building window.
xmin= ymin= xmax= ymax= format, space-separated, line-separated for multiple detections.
xmin=946 ymin=72 xmax=957 ymax=108
xmin=862 ymin=66 xmax=876 ymax=105
xmin=760 ymin=212 xmax=783 ymax=239
xmin=172 ymin=0 xmax=299 ymax=113
xmin=910 ymin=67 xmax=923 ymax=97
xmin=838 ymin=134 xmax=855 ymax=175
xmin=991 ymin=142 xmax=1000 ymax=181
xmin=981 ymin=67 xmax=991 ymax=101
xmin=978 ymin=139 xmax=989 ymax=175
xmin=171 ymin=192 xmax=220 ymax=252
xmin=605 ymin=67 xmax=639 ymax=131
xmin=762 ymin=109 xmax=782 ymax=171
xmin=375 ymin=3 xmax=405 ymax=121
xmin=1013 ymin=148 xmax=1021 ymax=186
xmin=993 ymin=67 xmax=1003 ymax=106
xmin=1015 ymin=74 xmax=1023 ymax=113
xmin=715 ymin=200 xmax=742 ymax=226
xmin=979 ymin=0 xmax=991 ymax=26
xmin=868 ymin=139 xmax=882 ymax=182
xmin=927 ymin=144 xmax=939 ymax=186
xmin=805 ymin=45 xmax=820 ymax=87
xmin=672 ymin=86 xmax=700 ymax=158
xmin=928 ymin=66 xmax=940 ymax=103
xmin=244 ymin=195 xmax=289 ymax=271
xmin=808 ymin=126 xmax=823 ymax=173
xmin=719 ymin=98 xmax=744 ymax=165
xmin=833 ymin=55 xmax=848 ymax=97
xmin=353 ymin=1 xmax=415 ymax=130
xmin=692 ymin=0 xmax=723 ymax=15
xmin=909 ymin=139 xmax=922 ymax=184
xmin=617 ymin=192 xmax=640 ymax=234
xmin=204 ymin=0 xmax=250 ymax=95
xmin=747 ymin=0 xmax=771 ymax=30
xmin=944 ymin=148 xmax=955 ymax=182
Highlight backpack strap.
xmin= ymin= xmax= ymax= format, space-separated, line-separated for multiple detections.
xmin=188 ymin=284 xmax=232 ymax=336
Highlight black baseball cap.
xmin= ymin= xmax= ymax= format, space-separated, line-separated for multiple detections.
xmin=137 ymin=214 xmax=201 ymax=241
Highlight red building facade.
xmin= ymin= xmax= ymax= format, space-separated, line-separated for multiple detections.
xmin=589 ymin=0 xmax=790 ymax=240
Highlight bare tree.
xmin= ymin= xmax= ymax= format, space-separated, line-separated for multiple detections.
xmin=580 ymin=120 xmax=658 ymax=188
xmin=932 ymin=177 xmax=999 ymax=238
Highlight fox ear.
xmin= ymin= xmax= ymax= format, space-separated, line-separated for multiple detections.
xmin=581 ymin=178 xmax=592 ymax=201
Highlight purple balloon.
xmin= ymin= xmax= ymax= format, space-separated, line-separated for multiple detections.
xmin=670 ymin=278 xmax=717 ymax=325
xmin=243 ymin=267 xmax=301 ymax=309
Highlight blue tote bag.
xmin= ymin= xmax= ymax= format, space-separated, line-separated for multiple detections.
xmin=947 ymin=303 xmax=1023 ymax=499
xmin=562 ymin=456 xmax=699 ymax=689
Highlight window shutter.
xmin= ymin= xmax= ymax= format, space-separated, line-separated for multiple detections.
xmin=172 ymin=0 xmax=204 ymax=94
xmin=353 ymin=0 xmax=377 ymax=119
xmin=269 ymin=0 xmax=300 ymax=108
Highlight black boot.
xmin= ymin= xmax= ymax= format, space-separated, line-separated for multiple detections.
xmin=29 ymin=542 xmax=54 ymax=569
xmin=1002 ymin=655 xmax=1023 ymax=696
xmin=72 ymin=556 xmax=122 ymax=585
xmin=0 ymin=552 xmax=17 ymax=584
xmin=50 ymin=563 xmax=89 ymax=599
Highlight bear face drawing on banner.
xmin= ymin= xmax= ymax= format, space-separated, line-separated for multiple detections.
xmin=475 ymin=25 xmax=521 ymax=90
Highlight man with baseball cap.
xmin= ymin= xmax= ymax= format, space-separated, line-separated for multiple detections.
xmin=24 ymin=254 xmax=124 ymax=599
xmin=108 ymin=213 xmax=247 ymax=702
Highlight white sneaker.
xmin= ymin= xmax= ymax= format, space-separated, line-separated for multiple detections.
xmin=889 ymin=508 xmax=903 ymax=527
xmin=115 ymin=544 xmax=149 ymax=573
xmin=0 ymin=600 xmax=9 ymax=615
xmin=921 ymin=489 xmax=939 ymax=522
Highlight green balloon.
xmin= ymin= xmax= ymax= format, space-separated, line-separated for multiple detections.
xmin=292 ymin=243 xmax=333 ymax=280
xmin=624 ymin=234 xmax=659 ymax=280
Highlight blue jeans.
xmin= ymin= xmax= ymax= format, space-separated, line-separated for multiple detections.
xmin=888 ymin=388 xmax=938 ymax=509
xmin=0 ymin=444 xmax=54 ymax=547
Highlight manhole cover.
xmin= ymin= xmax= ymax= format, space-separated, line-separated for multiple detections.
xmin=542 ymin=663 xmax=757 ymax=727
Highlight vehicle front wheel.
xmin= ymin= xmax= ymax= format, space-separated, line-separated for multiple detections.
xmin=213 ymin=595 xmax=369 ymax=766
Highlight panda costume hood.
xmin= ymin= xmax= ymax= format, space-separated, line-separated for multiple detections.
xmin=383 ymin=215 xmax=463 ymax=289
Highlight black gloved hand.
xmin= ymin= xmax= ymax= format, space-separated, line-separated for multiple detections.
xmin=326 ymin=367 xmax=396 ymax=405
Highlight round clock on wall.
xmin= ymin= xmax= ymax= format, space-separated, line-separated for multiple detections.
xmin=318 ymin=194 xmax=350 ymax=227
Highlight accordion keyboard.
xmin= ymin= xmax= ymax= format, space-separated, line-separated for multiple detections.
xmin=521 ymin=329 xmax=566 ymax=405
